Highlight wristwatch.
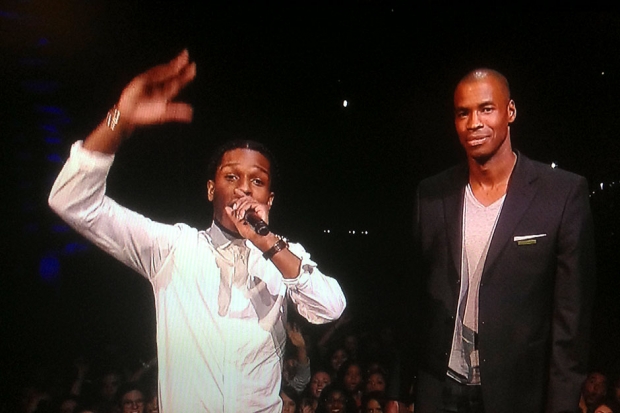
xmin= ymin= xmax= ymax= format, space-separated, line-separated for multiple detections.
xmin=263 ymin=237 xmax=289 ymax=260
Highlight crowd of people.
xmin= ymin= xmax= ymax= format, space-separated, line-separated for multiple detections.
xmin=7 ymin=307 xmax=404 ymax=413
xmin=6 ymin=306 xmax=620 ymax=413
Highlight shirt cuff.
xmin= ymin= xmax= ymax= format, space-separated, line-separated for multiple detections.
xmin=70 ymin=140 xmax=115 ymax=172
xmin=280 ymin=242 xmax=316 ymax=286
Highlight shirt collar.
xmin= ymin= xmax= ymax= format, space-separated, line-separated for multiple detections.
xmin=207 ymin=220 xmax=247 ymax=250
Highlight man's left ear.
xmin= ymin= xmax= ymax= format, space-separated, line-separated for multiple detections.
xmin=508 ymin=100 xmax=517 ymax=123
xmin=268 ymin=193 xmax=274 ymax=209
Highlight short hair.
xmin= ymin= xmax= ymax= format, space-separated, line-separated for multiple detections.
xmin=361 ymin=391 xmax=388 ymax=411
xmin=115 ymin=382 xmax=145 ymax=407
xmin=458 ymin=68 xmax=511 ymax=100
xmin=206 ymin=139 xmax=279 ymax=191
xmin=317 ymin=383 xmax=357 ymax=413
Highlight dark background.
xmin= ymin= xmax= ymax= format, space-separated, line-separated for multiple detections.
xmin=2 ymin=4 xmax=619 ymax=384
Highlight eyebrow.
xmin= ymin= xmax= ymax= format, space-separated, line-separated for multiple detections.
xmin=455 ymin=100 xmax=496 ymax=111
xmin=218 ymin=162 xmax=270 ymax=175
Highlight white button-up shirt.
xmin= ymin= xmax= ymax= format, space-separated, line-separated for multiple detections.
xmin=49 ymin=141 xmax=346 ymax=413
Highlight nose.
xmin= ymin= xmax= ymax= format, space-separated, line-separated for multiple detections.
xmin=237 ymin=177 xmax=252 ymax=195
xmin=467 ymin=111 xmax=483 ymax=130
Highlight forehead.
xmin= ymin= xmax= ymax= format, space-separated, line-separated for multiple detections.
xmin=588 ymin=373 xmax=607 ymax=383
xmin=122 ymin=390 xmax=143 ymax=400
xmin=346 ymin=364 xmax=361 ymax=372
xmin=218 ymin=148 xmax=271 ymax=173
xmin=313 ymin=372 xmax=331 ymax=380
xmin=327 ymin=390 xmax=345 ymax=400
xmin=367 ymin=399 xmax=381 ymax=408
xmin=454 ymin=77 xmax=509 ymax=108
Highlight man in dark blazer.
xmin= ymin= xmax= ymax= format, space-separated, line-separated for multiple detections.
xmin=413 ymin=69 xmax=595 ymax=413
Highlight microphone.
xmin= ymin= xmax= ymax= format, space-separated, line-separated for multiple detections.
xmin=245 ymin=210 xmax=270 ymax=236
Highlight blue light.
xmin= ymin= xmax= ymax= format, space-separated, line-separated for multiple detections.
xmin=46 ymin=153 xmax=63 ymax=163
xmin=62 ymin=242 xmax=89 ymax=255
xmin=41 ymin=124 xmax=59 ymax=134
xmin=39 ymin=254 xmax=60 ymax=283
xmin=37 ymin=37 xmax=49 ymax=47
xmin=51 ymin=224 xmax=70 ymax=233
xmin=36 ymin=105 xmax=66 ymax=116
xmin=44 ymin=136 xmax=62 ymax=145
xmin=0 ymin=10 xmax=20 ymax=19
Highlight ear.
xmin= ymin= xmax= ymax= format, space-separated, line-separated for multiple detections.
xmin=207 ymin=180 xmax=215 ymax=202
xmin=508 ymin=100 xmax=517 ymax=124
xmin=268 ymin=192 xmax=275 ymax=209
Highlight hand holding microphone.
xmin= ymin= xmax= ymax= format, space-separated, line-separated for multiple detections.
xmin=244 ymin=210 xmax=270 ymax=236
xmin=228 ymin=189 xmax=271 ymax=237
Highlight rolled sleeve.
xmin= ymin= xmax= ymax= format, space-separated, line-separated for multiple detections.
xmin=283 ymin=242 xmax=346 ymax=324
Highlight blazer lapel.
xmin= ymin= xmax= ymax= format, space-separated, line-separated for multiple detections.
xmin=443 ymin=164 xmax=468 ymax=279
xmin=482 ymin=152 xmax=539 ymax=279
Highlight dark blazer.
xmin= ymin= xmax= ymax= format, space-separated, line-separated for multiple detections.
xmin=413 ymin=152 xmax=596 ymax=413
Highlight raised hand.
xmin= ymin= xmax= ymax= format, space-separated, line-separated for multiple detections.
xmin=84 ymin=50 xmax=197 ymax=154
xmin=117 ymin=49 xmax=196 ymax=128
xmin=286 ymin=322 xmax=306 ymax=349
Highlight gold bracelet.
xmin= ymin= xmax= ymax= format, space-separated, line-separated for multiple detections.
xmin=106 ymin=106 xmax=121 ymax=131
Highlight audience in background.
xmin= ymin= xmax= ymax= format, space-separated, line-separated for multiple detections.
xmin=580 ymin=372 xmax=609 ymax=413
xmin=4 ymin=309 xmax=617 ymax=413
xmin=282 ymin=323 xmax=311 ymax=394
xmin=280 ymin=386 xmax=300 ymax=413
xmin=316 ymin=383 xmax=357 ymax=413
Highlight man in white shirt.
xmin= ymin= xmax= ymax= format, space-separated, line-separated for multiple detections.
xmin=48 ymin=50 xmax=346 ymax=413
